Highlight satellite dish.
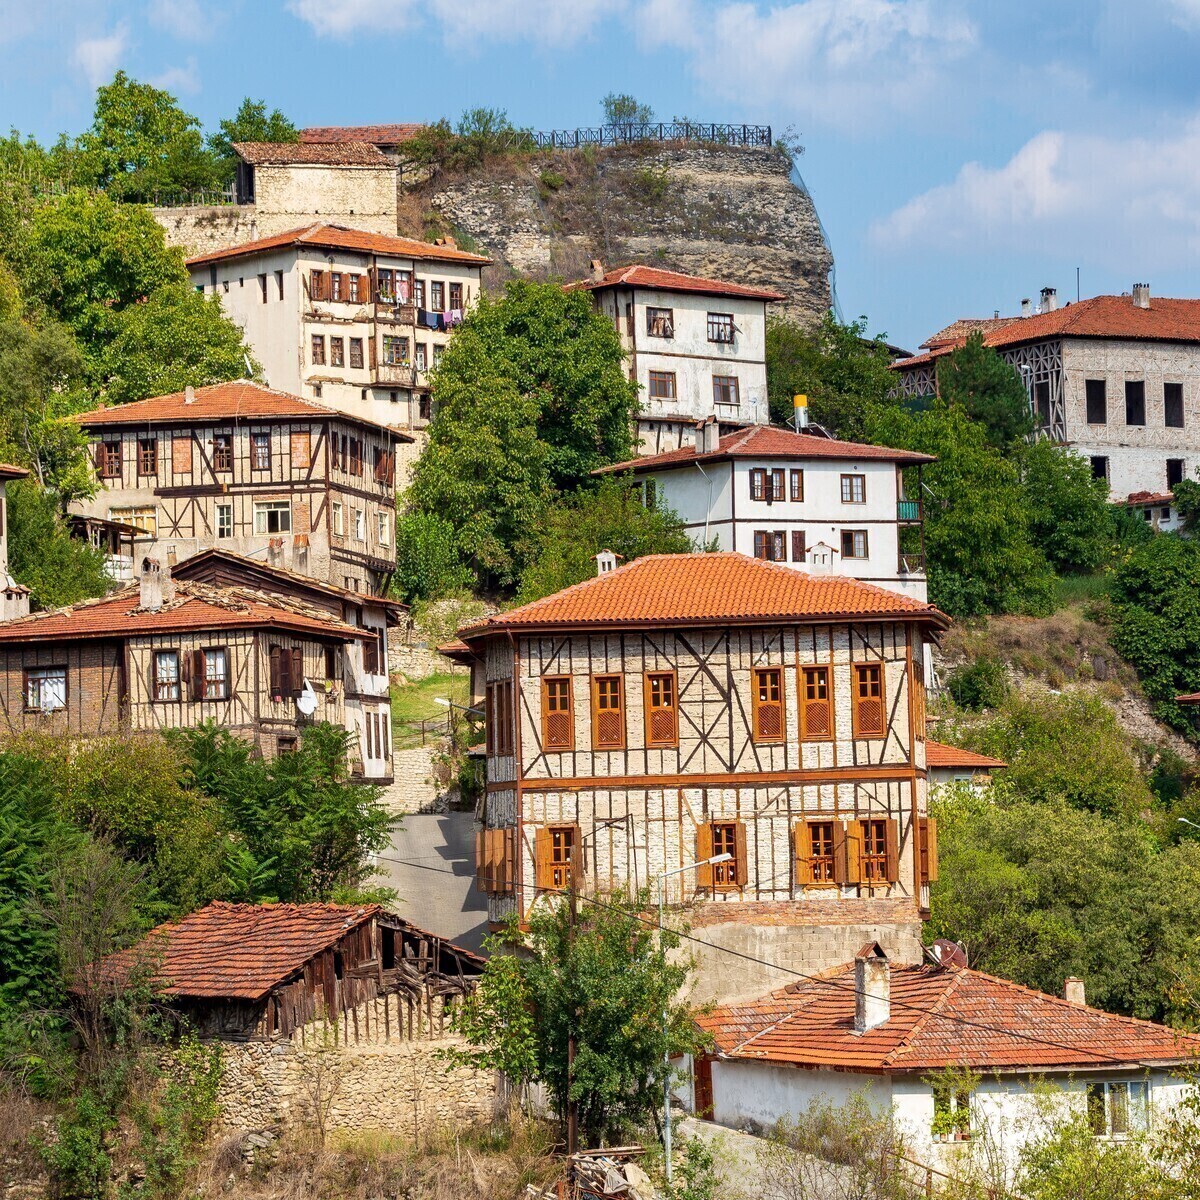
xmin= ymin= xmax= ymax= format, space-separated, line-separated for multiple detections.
xmin=296 ymin=678 xmax=318 ymax=716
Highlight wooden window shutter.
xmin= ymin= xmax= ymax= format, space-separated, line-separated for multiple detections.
xmin=793 ymin=823 xmax=814 ymax=885
xmin=734 ymin=820 xmax=748 ymax=890
xmin=359 ymin=274 xmax=370 ymax=303
xmin=535 ymin=827 xmax=553 ymax=890
xmin=696 ymin=822 xmax=714 ymax=889
xmin=800 ymin=666 xmax=833 ymax=740
xmin=280 ymin=647 xmax=294 ymax=698
xmin=919 ymin=817 xmax=938 ymax=883
xmin=541 ymin=677 xmax=573 ymax=751
xmin=179 ymin=650 xmax=192 ymax=698
xmin=885 ymin=819 xmax=900 ymax=883
xmin=501 ymin=828 xmax=515 ymax=893
xmin=475 ymin=830 xmax=487 ymax=891
xmin=171 ymin=435 xmax=191 ymax=474
xmin=853 ymin=664 xmax=885 ymax=738
xmin=367 ymin=268 xmax=376 ymax=302
xmin=269 ymin=645 xmax=282 ymax=697
xmin=836 ymin=821 xmax=862 ymax=885
xmin=752 ymin=668 xmax=784 ymax=743
xmin=189 ymin=649 xmax=206 ymax=701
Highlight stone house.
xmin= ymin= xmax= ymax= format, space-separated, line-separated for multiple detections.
xmin=186 ymin=223 xmax=490 ymax=433
xmin=692 ymin=942 xmax=1200 ymax=1182
xmin=95 ymin=901 xmax=492 ymax=1136
xmin=300 ymin=124 xmax=425 ymax=163
xmin=70 ymin=381 xmax=405 ymax=597
xmin=0 ymin=568 xmax=367 ymax=761
xmin=0 ymin=463 xmax=30 ymax=620
xmin=924 ymin=740 xmax=1007 ymax=792
xmin=171 ymin=549 xmax=405 ymax=783
xmin=566 ymin=263 xmax=784 ymax=455
xmin=892 ymin=286 xmax=1200 ymax=503
xmin=450 ymin=551 xmax=950 ymax=1004
xmin=596 ymin=423 xmax=933 ymax=601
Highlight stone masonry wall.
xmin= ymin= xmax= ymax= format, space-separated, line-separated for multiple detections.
xmin=153 ymin=205 xmax=259 ymax=258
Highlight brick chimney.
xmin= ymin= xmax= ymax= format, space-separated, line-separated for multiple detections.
xmin=589 ymin=258 xmax=605 ymax=283
xmin=854 ymin=942 xmax=890 ymax=1032
xmin=139 ymin=556 xmax=165 ymax=612
xmin=1132 ymin=283 xmax=1151 ymax=309
xmin=1064 ymin=977 xmax=1086 ymax=1006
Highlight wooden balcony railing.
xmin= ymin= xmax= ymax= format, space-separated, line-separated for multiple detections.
xmin=374 ymin=363 xmax=418 ymax=386
xmin=375 ymin=302 xmax=417 ymax=325
xmin=897 ymin=499 xmax=922 ymax=522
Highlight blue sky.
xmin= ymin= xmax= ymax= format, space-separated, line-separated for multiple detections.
xmin=4 ymin=0 xmax=1200 ymax=350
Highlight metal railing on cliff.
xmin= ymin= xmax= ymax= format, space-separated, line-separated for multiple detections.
xmin=518 ymin=121 xmax=773 ymax=150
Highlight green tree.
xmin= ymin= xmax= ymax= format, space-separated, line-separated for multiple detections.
xmin=766 ymin=313 xmax=897 ymax=439
xmin=101 ymin=283 xmax=255 ymax=404
xmin=392 ymin=511 xmax=472 ymax=603
xmin=935 ymin=332 xmax=1033 ymax=449
xmin=451 ymin=889 xmax=699 ymax=1144
xmin=207 ymin=97 xmax=297 ymax=183
xmin=1016 ymin=439 xmax=1112 ymax=574
xmin=602 ymin=93 xmax=654 ymax=126
xmin=76 ymin=71 xmax=218 ymax=199
xmin=516 ymin=476 xmax=694 ymax=602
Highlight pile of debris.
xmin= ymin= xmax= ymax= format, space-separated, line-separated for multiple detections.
xmin=526 ymin=1147 xmax=655 ymax=1200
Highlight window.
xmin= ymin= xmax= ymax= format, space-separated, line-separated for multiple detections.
xmin=852 ymin=663 xmax=885 ymax=737
xmin=800 ymin=666 xmax=833 ymax=740
xmin=418 ymin=395 xmax=432 ymax=421
xmin=137 ymin=439 xmax=157 ymax=476
xmin=378 ymin=512 xmax=389 ymax=545
xmin=433 ymin=344 xmax=444 ymax=369
xmin=648 ymin=371 xmax=677 ymax=401
xmin=752 ymin=667 xmax=784 ymax=743
xmin=383 ymin=335 xmax=409 ymax=364
xmin=750 ymin=468 xmax=784 ymax=502
xmin=790 ymin=469 xmax=804 ymax=502
xmin=711 ymin=822 xmax=740 ymax=888
xmin=212 ymin=434 xmax=232 ymax=472
xmin=449 ymin=281 xmax=463 ymax=310
xmin=275 ymin=269 xmax=284 ymax=300
xmin=215 ymin=502 xmax=232 ymax=539
xmin=1035 ymin=379 xmax=1051 ymax=427
xmin=332 ymin=502 xmax=344 ymax=535
xmin=430 ymin=281 xmax=445 ymax=312
xmin=541 ymin=676 xmax=574 ymax=750
xmin=791 ymin=530 xmax=806 ymax=563
xmin=1085 ymin=378 xmax=1107 ymax=424
xmin=97 ymin=440 xmax=122 ymax=477
xmin=712 ymin=376 xmax=740 ymax=407
xmin=415 ymin=343 xmax=427 ymax=372
xmin=536 ymin=824 xmax=576 ymax=891
xmin=24 ymin=666 xmax=66 ymax=712
xmin=348 ymin=274 xmax=361 ymax=303
xmin=153 ymin=651 xmax=180 ymax=702
xmin=349 ymin=337 xmax=364 ymax=369
xmin=1165 ymin=382 xmax=1185 ymax=428
xmin=312 ymin=383 xmax=322 ymax=398
xmin=1168 ymin=458 xmax=1185 ymax=489
xmin=841 ymin=530 xmax=869 ymax=559
xmin=753 ymin=530 xmax=786 ymax=561
xmin=331 ymin=272 xmax=343 ymax=301
xmin=860 ymin=817 xmax=890 ymax=882
xmin=707 ymin=312 xmax=734 ymax=343
xmin=258 ymin=273 xmax=268 ymax=303
xmin=277 ymin=735 xmax=298 ymax=756
xmin=354 ymin=509 xmax=364 ymax=541
xmin=311 ymin=335 xmax=326 ymax=366
xmin=350 ymin=438 xmax=363 ymax=475
xmin=251 ymin=433 xmax=271 ymax=470
xmin=253 ymin=500 xmax=291 ymax=534
xmin=485 ymin=680 xmax=514 ymax=756
xmin=109 ymin=506 xmax=157 ymax=537
xmin=591 ymin=675 xmax=625 ymax=750
xmin=1090 ymin=456 xmax=1109 ymax=482
xmin=413 ymin=279 xmax=425 ymax=309
xmin=646 ymin=306 xmax=674 ymax=338
xmin=799 ymin=820 xmax=836 ymax=884
xmin=933 ymin=1080 xmax=972 ymax=1140
xmin=1125 ymin=380 xmax=1146 ymax=426
xmin=841 ymin=474 xmax=866 ymax=504
xmin=330 ymin=337 xmax=345 ymax=368
xmin=750 ymin=469 xmax=766 ymax=501
xmin=1087 ymin=1081 xmax=1148 ymax=1138
xmin=202 ymin=648 xmax=229 ymax=700
xmin=645 ymin=671 xmax=678 ymax=747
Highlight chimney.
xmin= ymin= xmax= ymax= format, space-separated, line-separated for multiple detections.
xmin=443 ymin=236 xmax=456 ymax=249
xmin=1040 ymin=287 xmax=1057 ymax=313
xmin=854 ymin=942 xmax=890 ymax=1033
xmin=698 ymin=417 xmax=720 ymax=455
xmin=594 ymin=549 xmax=622 ymax=576
xmin=1132 ymin=282 xmax=1151 ymax=310
xmin=1020 ymin=298 xmax=1031 ymax=317
xmin=139 ymin=556 xmax=165 ymax=612
xmin=993 ymin=310 xmax=1000 ymax=319
xmin=589 ymin=258 xmax=605 ymax=283
xmin=184 ymin=385 xmax=195 ymax=405
xmin=1064 ymin=977 xmax=1086 ymax=1006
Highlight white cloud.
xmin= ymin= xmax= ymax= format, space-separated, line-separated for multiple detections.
xmin=870 ymin=120 xmax=1200 ymax=270
xmin=151 ymin=56 xmax=200 ymax=95
xmin=429 ymin=0 xmax=615 ymax=47
xmin=147 ymin=0 xmax=210 ymax=41
xmin=72 ymin=26 xmax=128 ymax=87
xmin=287 ymin=0 xmax=418 ymax=37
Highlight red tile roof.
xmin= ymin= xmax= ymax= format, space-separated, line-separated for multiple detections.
xmin=186 ymin=222 xmax=491 ymax=268
xmin=73 ymin=380 xmax=409 ymax=439
xmin=0 ymin=463 xmax=29 ymax=481
xmin=99 ymin=902 xmax=379 ymax=1001
xmin=1122 ymin=491 xmax=1175 ymax=507
xmin=698 ymin=961 xmax=1200 ymax=1073
xmin=234 ymin=141 xmax=387 ymax=166
xmin=0 ymin=581 xmax=365 ymax=644
xmin=1176 ymin=692 xmax=1200 ymax=703
xmin=920 ymin=316 xmax=1022 ymax=349
xmin=924 ymin=740 xmax=1007 ymax=770
xmin=566 ymin=264 xmax=786 ymax=302
xmin=459 ymin=553 xmax=948 ymax=638
xmin=301 ymin=124 xmax=424 ymax=145
xmin=897 ymin=294 xmax=1200 ymax=370
xmin=595 ymin=425 xmax=934 ymax=475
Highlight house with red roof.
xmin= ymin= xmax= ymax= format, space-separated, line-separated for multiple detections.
xmin=924 ymin=740 xmax=1007 ymax=791
xmin=567 ymin=262 xmax=785 ymax=455
xmin=187 ymin=223 xmax=490 ymax=434
xmin=690 ymin=941 xmax=1200 ymax=1179
xmin=893 ymin=284 xmax=1200 ymax=506
xmin=449 ymin=551 xmax=950 ymax=1003
xmin=595 ymin=424 xmax=934 ymax=602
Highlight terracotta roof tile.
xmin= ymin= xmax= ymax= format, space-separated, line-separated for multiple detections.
xmin=595 ymin=425 xmax=934 ymax=475
xmin=0 ymin=463 xmax=29 ymax=481
xmin=566 ymin=263 xmax=786 ymax=302
xmin=301 ymin=124 xmax=424 ymax=145
xmin=924 ymin=740 xmax=1007 ymax=770
xmin=98 ymin=902 xmax=380 ymax=1000
xmin=234 ymin=141 xmax=387 ymax=166
xmin=460 ymin=553 xmax=947 ymax=637
xmin=73 ymin=380 xmax=408 ymax=439
xmin=698 ymin=961 xmax=1200 ymax=1072
xmin=920 ymin=316 xmax=1023 ymax=349
xmin=1122 ymin=491 xmax=1175 ymax=506
xmin=186 ymin=222 xmax=491 ymax=268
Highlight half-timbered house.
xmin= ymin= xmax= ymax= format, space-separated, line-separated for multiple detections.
xmin=0 ymin=567 xmax=367 ymax=759
xmin=70 ymin=381 xmax=406 ymax=596
xmin=452 ymin=552 xmax=950 ymax=1003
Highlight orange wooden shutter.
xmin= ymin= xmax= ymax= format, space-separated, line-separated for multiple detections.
xmin=535 ymin=827 xmax=552 ymax=890
xmin=542 ymin=678 xmax=573 ymax=750
xmin=885 ymin=819 xmax=900 ymax=883
xmin=854 ymin=664 xmax=885 ymax=737
xmin=474 ymin=830 xmax=486 ymax=891
xmin=801 ymin=667 xmax=833 ymax=740
xmin=794 ymin=823 xmax=813 ymax=885
xmin=696 ymin=822 xmax=714 ymax=889
xmin=753 ymin=669 xmax=784 ymax=742
xmin=919 ymin=817 xmax=939 ymax=883
xmin=171 ymin=435 xmax=191 ymax=474
xmin=501 ymin=828 xmax=515 ymax=893
xmin=359 ymin=274 xmax=369 ymax=303
xmin=733 ymin=820 xmax=748 ymax=890
xmin=837 ymin=821 xmax=863 ymax=884
xmin=592 ymin=676 xmax=624 ymax=750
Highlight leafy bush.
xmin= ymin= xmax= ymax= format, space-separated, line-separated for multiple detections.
xmin=946 ymin=657 xmax=1009 ymax=711
xmin=1017 ymin=439 xmax=1113 ymax=574
xmin=393 ymin=511 xmax=472 ymax=602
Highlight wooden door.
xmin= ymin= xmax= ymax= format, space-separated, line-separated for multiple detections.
xmin=694 ymin=1055 xmax=714 ymax=1119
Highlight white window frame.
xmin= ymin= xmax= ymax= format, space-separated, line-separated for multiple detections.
xmin=253 ymin=501 xmax=292 ymax=535
xmin=332 ymin=501 xmax=344 ymax=536
xmin=153 ymin=651 xmax=180 ymax=702
xmin=378 ymin=512 xmax=390 ymax=545
xmin=215 ymin=502 xmax=233 ymax=539
xmin=354 ymin=509 xmax=365 ymax=542
xmin=203 ymin=647 xmax=229 ymax=701
xmin=25 ymin=666 xmax=66 ymax=712
xmin=109 ymin=505 xmax=158 ymax=538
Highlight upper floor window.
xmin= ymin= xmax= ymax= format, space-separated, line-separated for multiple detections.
xmin=415 ymin=343 xmax=428 ymax=372
xmin=137 ymin=439 xmax=157 ymax=477
xmin=216 ymin=502 xmax=232 ymax=538
xmin=153 ymin=651 xmax=180 ymax=702
xmin=254 ymin=500 xmax=291 ymax=534
xmin=24 ymin=665 xmax=66 ymax=712
xmin=430 ymin=281 xmax=445 ymax=312
xmin=646 ymin=307 xmax=674 ymax=338
xmin=852 ymin=663 xmax=885 ymax=737
xmin=109 ymin=505 xmax=157 ymax=537
xmin=349 ymin=337 xmax=364 ymax=369
xmin=713 ymin=376 xmax=740 ymax=407
xmin=797 ymin=819 xmax=836 ymax=884
xmin=1168 ymin=458 xmax=1185 ymax=490
xmin=413 ymin=279 xmax=425 ymax=309
xmin=354 ymin=509 xmax=365 ymax=541
xmin=309 ymin=269 xmax=326 ymax=300
xmin=1090 ymin=456 xmax=1109 ymax=482
xmin=290 ymin=431 xmax=311 ymax=469
xmin=1165 ymin=382 xmax=1185 ymax=429
xmin=535 ymin=824 xmax=576 ymax=891
xmin=790 ymin=469 xmax=804 ymax=502
xmin=311 ymin=334 xmax=326 ymax=366
xmin=1085 ymin=379 xmax=1107 ymax=424
xmin=645 ymin=671 xmax=678 ymax=747
xmin=377 ymin=268 xmax=395 ymax=301
xmin=749 ymin=468 xmax=784 ymax=502
xmin=752 ymin=667 xmax=784 ymax=743
xmin=330 ymin=337 xmax=345 ymax=368
xmin=449 ymin=282 xmax=463 ymax=310
xmin=707 ymin=312 xmax=734 ymax=343
xmin=932 ymin=1080 xmax=972 ymax=1141
xmin=378 ymin=512 xmax=390 ymax=545
xmin=258 ymin=273 xmax=268 ymax=303
xmin=485 ymin=680 xmax=514 ymax=757
xmin=859 ymin=817 xmax=890 ymax=883
xmin=649 ymin=371 xmax=677 ymax=401
xmin=699 ymin=820 xmax=745 ymax=891
xmin=840 ymin=474 xmax=866 ymax=504
xmin=348 ymin=274 xmax=361 ymax=303
xmin=251 ymin=433 xmax=271 ymax=470
xmin=753 ymin=530 xmax=786 ymax=561
xmin=212 ymin=434 xmax=232 ymax=472
xmin=800 ymin=666 xmax=833 ymax=740
xmin=331 ymin=272 xmax=343 ymax=301
xmin=841 ymin=529 xmax=869 ymax=559
xmin=97 ymin=440 xmax=122 ymax=478
xmin=541 ymin=676 xmax=574 ymax=751
xmin=1125 ymin=380 xmax=1146 ymax=426
xmin=200 ymin=647 xmax=229 ymax=701
xmin=591 ymin=675 xmax=625 ymax=750
xmin=384 ymin=335 xmax=409 ymax=364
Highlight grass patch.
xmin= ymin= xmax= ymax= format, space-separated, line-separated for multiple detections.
xmin=392 ymin=673 xmax=471 ymax=749
xmin=1052 ymin=571 xmax=1111 ymax=609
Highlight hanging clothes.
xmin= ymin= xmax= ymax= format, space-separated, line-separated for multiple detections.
xmin=419 ymin=309 xmax=440 ymax=330
xmin=445 ymin=308 xmax=464 ymax=328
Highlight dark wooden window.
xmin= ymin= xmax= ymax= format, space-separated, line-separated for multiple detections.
xmin=791 ymin=530 xmax=806 ymax=563
xmin=476 ymin=827 xmax=516 ymax=894
xmin=188 ymin=647 xmax=229 ymax=701
xmin=840 ymin=474 xmax=866 ymax=504
xmin=268 ymin=645 xmax=301 ymax=700
xmin=377 ymin=268 xmax=394 ymax=301
xmin=486 ymin=680 xmax=514 ymax=757
xmin=449 ymin=282 xmax=463 ymax=310
xmin=769 ymin=469 xmax=785 ymax=501
xmin=1085 ymin=379 xmax=1107 ymax=424
xmin=258 ymin=273 xmax=268 ymax=303
xmin=277 ymin=735 xmax=298 ymax=755
xmin=349 ymin=438 xmax=363 ymax=475
xmin=24 ymin=665 xmax=67 ymax=712
xmin=349 ymin=337 xmax=364 ymax=369
xmin=541 ymin=676 xmax=574 ymax=751
xmin=1035 ymin=379 xmax=1051 ymax=426
xmin=841 ymin=529 xmax=868 ymax=559
xmin=859 ymin=817 xmax=894 ymax=883
xmin=535 ymin=824 xmax=577 ymax=891
xmin=750 ymin=468 xmax=766 ymax=501
xmin=373 ymin=447 xmax=395 ymax=485
xmin=1168 ymin=458 xmax=1185 ymax=490
xmin=646 ymin=306 xmax=674 ymax=338
xmin=796 ymin=820 xmax=836 ymax=884
xmin=648 ymin=371 xmax=677 ymax=400
xmin=1165 ymin=382 xmax=1185 ymax=429
xmin=591 ymin=675 xmax=625 ymax=750
xmin=324 ymin=645 xmax=337 ymax=680
xmin=348 ymin=274 xmax=361 ymax=303
xmin=753 ymin=530 xmax=786 ymax=561
xmin=712 ymin=375 xmax=740 ymax=407
xmin=251 ymin=433 xmax=271 ymax=470
xmin=790 ymin=469 xmax=804 ymax=502
xmin=311 ymin=334 xmax=326 ymax=365
xmin=430 ymin=281 xmax=445 ymax=312
xmin=919 ymin=817 xmax=939 ymax=884
xmin=800 ymin=666 xmax=833 ymax=740
xmin=707 ymin=312 xmax=734 ymax=343
xmin=97 ymin=440 xmax=122 ymax=477
xmin=309 ymin=269 xmax=327 ymax=300
xmin=852 ymin=663 xmax=885 ymax=737
xmin=698 ymin=820 xmax=747 ymax=891
xmin=137 ymin=439 xmax=157 ymax=476
xmin=752 ymin=667 xmax=784 ymax=743
xmin=212 ymin=433 xmax=232 ymax=472
xmin=362 ymin=628 xmax=380 ymax=675
xmin=275 ymin=269 xmax=284 ymax=300
xmin=645 ymin=671 xmax=678 ymax=747
xmin=330 ymin=337 xmax=345 ymax=368
xmin=1125 ymin=380 xmax=1146 ymax=426
xmin=153 ymin=650 xmax=181 ymax=702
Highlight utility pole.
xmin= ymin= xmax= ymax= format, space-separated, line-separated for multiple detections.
xmin=566 ymin=836 xmax=580 ymax=1165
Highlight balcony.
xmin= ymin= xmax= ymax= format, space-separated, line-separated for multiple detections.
xmin=899 ymin=553 xmax=926 ymax=575
xmin=897 ymin=499 xmax=922 ymax=523
xmin=374 ymin=302 xmax=417 ymax=326
xmin=374 ymin=363 xmax=417 ymax=387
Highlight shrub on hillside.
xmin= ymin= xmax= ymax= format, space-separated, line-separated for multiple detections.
xmin=393 ymin=511 xmax=472 ymax=602
xmin=946 ymin=657 xmax=1009 ymax=711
